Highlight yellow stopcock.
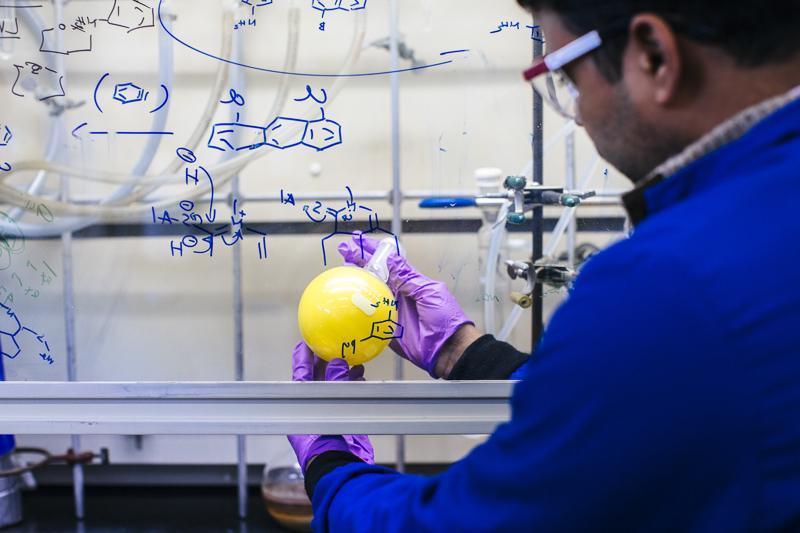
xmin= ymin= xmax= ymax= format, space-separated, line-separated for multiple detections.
xmin=298 ymin=238 xmax=400 ymax=366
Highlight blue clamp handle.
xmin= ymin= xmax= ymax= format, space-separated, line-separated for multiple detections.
xmin=418 ymin=197 xmax=477 ymax=209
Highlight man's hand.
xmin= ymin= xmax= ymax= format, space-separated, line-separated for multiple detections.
xmin=338 ymin=234 xmax=477 ymax=379
xmin=287 ymin=342 xmax=374 ymax=472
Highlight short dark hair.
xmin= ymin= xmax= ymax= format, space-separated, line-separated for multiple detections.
xmin=518 ymin=0 xmax=800 ymax=81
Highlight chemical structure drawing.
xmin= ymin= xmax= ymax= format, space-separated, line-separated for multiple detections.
xmin=235 ymin=0 xmax=272 ymax=30
xmin=317 ymin=188 xmax=397 ymax=266
xmin=107 ymin=0 xmax=155 ymax=33
xmin=208 ymin=85 xmax=342 ymax=153
xmin=240 ymin=0 xmax=273 ymax=15
xmin=39 ymin=23 xmax=93 ymax=55
xmin=311 ymin=0 xmax=368 ymax=17
xmin=0 ymin=126 xmax=11 ymax=147
xmin=72 ymin=73 xmax=171 ymax=139
xmin=93 ymin=73 xmax=169 ymax=114
xmin=0 ymin=304 xmax=55 ymax=365
xmin=279 ymin=185 xmax=399 ymax=267
xmin=362 ymin=310 xmax=403 ymax=342
xmin=489 ymin=20 xmax=544 ymax=42
xmin=207 ymin=121 xmax=271 ymax=152
xmin=11 ymin=61 xmax=65 ymax=101
xmin=153 ymin=141 xmax=268 ymax=262
xmin=232 ymin=0 xmax=367 ymax=31
xmin=0 ymin=16 xmax=19 ymax=39
xmin=265 ymin=108 xmax=342 ymax=152
xmin=311 ymin=0 xmax=366 ymax=31
xmin=113 ymin=82 xmax=149 ymax=104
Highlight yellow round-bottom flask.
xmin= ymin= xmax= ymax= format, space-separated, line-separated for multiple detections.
xmin=298 ymin=264 xmax=397 ymax=366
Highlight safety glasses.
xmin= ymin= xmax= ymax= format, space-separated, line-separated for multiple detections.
xmin=523 ymin=30 xmax=603 ymax=122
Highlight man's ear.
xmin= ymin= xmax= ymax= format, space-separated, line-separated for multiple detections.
xmin=626 ymin=14 xmax=684 ymax=105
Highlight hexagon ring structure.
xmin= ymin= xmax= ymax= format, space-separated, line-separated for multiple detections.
xmin=302 ymin=117 xmax=342 ymax=151
xmin=265 ymin=116 xmax=309 ymax=150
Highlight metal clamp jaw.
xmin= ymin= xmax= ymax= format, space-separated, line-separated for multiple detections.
xmin=501 ymin=175 xmax=596 ymax=225
xmin=505 ymin=258 xmax=577 ymax=309
xmin=0 ymin=447 xmax=110 ymax=478
xmin=532 ymin=260 xmax=576 ymax=289
xmin=505 ymin=260 xmax=535 ymax=309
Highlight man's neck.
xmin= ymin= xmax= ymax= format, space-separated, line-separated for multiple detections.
xmin=645 ymin=80 xmax=800 ymax=184
xmin=685 ymin=58 xmax=800 ymax=144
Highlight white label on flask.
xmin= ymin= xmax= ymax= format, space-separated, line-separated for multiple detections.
xmin=351 ymin=292 xmax=378 ymax=316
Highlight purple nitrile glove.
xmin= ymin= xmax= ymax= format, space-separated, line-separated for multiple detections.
xmin=287 ymin=342 xmax=374 ymax=472
xmin=337 ymin=234 xmax=474 ymax=377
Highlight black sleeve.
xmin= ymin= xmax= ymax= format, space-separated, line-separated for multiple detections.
xmin=305 ymin=450 xmax=365 ymax=499
xmin=446 ymin=334 xmax=530 ymax=380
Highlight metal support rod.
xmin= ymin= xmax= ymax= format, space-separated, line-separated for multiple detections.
xmin=228 ymin=28 xmax=248 ymax=521
xmin=70 ymin=189 xmax=626 ymax=208
xmin=233 ymin=172 xmax=248 ymax=521
xmin=388 ymin=0 xmax=405 ymax=474
xmin=531 ymin=22 xmax=545 ymax=347
xmin=62 ymin=160 xmax=84 ymax=523
xmin=53 ymin=0 xmax=84 ymax=520
xmin=566 ymin=132 xmax=577 ymax=268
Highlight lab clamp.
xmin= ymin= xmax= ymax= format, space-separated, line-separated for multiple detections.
xmin=0 ymin=447 xmax=110 ymax=479
xmin=0 ymin=447 xmax=109 ymax=528
xmin=480 ymin=175 xmax=596 ymax=224
xmin=419 ymin=174 xmax=596 ymax=310
xmin=491 ymin=175 xmax=595 ymax=308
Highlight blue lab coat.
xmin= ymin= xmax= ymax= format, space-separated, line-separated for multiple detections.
xmin=309 ymin=98 xmax=800 ymax=531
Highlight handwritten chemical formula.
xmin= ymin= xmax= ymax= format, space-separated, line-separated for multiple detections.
xmin=235 ymin=0 xmax=367 ymax=32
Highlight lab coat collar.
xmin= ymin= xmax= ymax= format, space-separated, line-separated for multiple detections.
xmin=623 ymin=84 xmax=800 ymax=225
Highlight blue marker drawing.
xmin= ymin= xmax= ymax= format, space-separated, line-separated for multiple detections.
xmin=264 ymin=116 xmax=307 ymax=150
xmin=302 ymin=110 xmax=342 ymax=151
xmin=279 ymin=185 xmax=398 ymax=266
xmin=116 ymin=131 xmax=173 ymax=135
xmin=294 ymin=84 xmax=327 ymax=104
xmin=240 ymin=0 xmax=273 ymax=17
xmin=158 ymin=0 xmax=461 ymax=77
xmin=113 ymin=82 xmax=148 ymax=104
xmin=220 ymin=88 xmax=246 ymax=107
xmin=311 ymin=0 xmax=368 ymax=16
xmin=246 ymin=227 xmax=269 ymax=260
xmin=202 ymin=165 xmax=216 ymax=223
xmin=94 ymin=72 xmax=109 ymax=112
xmin=319 ymin=188 xmax=398 ymax=266
xmin=208 ymin=122 xmax=268 ymax=152
xmin=0 ymin=126 xmax=11 ymax=147
xmin=96 ymin=73 xmax=168 ymax=113
xmin=210 ymin=86 xmax=342 ymax=153
xmin=263 ymin=109 xmax=342 ymax=152
xmin=78 ymin=129 xmax=173 ymax=137
xmin=489 ymin=21 xmax=544 ymax=42
xmin=150 ymin=84 xmax=169 ymax=113
xmin=176 ymin=147 xmax=197 ymax=164
xmin=0 ymin=303 xmax=55 ymax=365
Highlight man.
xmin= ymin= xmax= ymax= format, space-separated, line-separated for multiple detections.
xmin=289 ymin=0 xmax=800 ymax=530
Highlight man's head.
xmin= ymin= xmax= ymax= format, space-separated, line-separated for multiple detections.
xmin=518 ymin=1 xmax=800 ymax=181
